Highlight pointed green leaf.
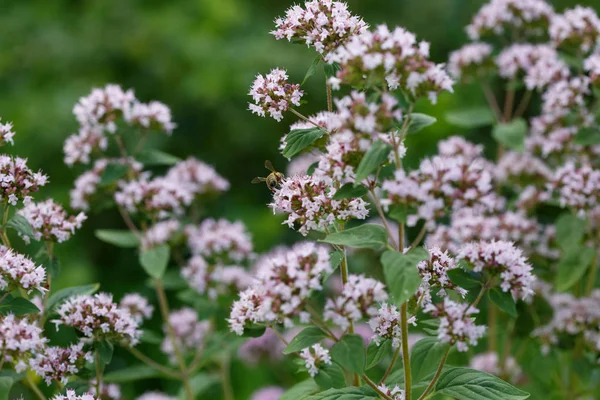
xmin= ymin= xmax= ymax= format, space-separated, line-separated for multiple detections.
xmin=492 ymin=118 xmax=527 ymax=151
xmin=324 ymin=62 xmax=342 ymax=78
xmin=283 ymin=128 xmax=326 ymax=159
xmin=307 ymin=386 xmax=378 ymax=400
xmin=573 ymin=127 xmax=600 ymax=145
xmin=434 ymin=367 xmax=530 ymax=400
xmin=354 ymin=140 xmax=392 ymax=183
xmin=555 ymin=213 xmax=585 ymax=251
xmin=95 ymin=229 xmax=140 ymax=248
xmin=555 ymin=246 xmax=595 ymax=291
xmin=303 ymin=56 xmax=322 ymax=85
xmin=446 ymin=107 xmax=495 ymax=128
xmin=284 ymin=327 xmax=328 ymax=355
xmin=330 ymin=334 xmax=365 ymax=374
xmin=280 ymin=379 xmax=320 ymax=400
xmin=321 ymin=224 xmax=387 ymax=249
xmin=103 ymin=365 xmax=162 ymax=383
xmin=0 ymin=296 xmax=40 ymax=316
xmin=411 ymin=337 xmax=450 ymax=382
xmin=139 ymin=244 xmax=170 ymax=279
xmin=406 ymin=113 xmax=437 ymax=135
xmin=100 ymin=163 xmax=129 ymax=186
xmin=314 ymin=362 xmax=346 ymax=390
xmin=0 ymin=377 xmax=13 ymax=400
xmin=488 ymin=288 xmax=517 ymax=318
xmin=136 ymin=149 xmax=182 ymax=166
xmin=366 ymin=339 xmax=392 ymax=370
xmin=46 ymin=283 xmax=100 ymax=314
xmin=382 ymin=248 xmax=428 ymax=304
xmin=447 ymin=268 xmax=482 ymax=290
xmin=332 ymin=183 xmax=368 ymax=200
xmin=96 ymin=340 xmax=114 ymax=365
xmin=7 ymin=214 xmax=35 ymax=239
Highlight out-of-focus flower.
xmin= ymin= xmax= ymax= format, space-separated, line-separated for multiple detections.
xmin=73 ymin=84 xmax=135 ymax=132
xmin=299 ymin=343 xmax=331 ymax=377
xmin=548 ymin=162 xmax=600 ymax=214
xmin=181 ymin=255 xmax=254 ymax=299
xmin=160 ymin=308 xmax=211 ymax=361
xmin=119 ymin=293 xmax=154 ymax=323
xmin=437 ymin=136 xmax=484 ymax=161
xmin=469 ymin=351 xmax=523 ymax=383
xmin=250 ymin=386 xmax=285 ymax=400
xmin=0 ymin=117 xmax=16 ymax=146
xmin=30 ymin=342 xmax=93 ymax=385
xmin=186 ymin=219 xmax=253 ymax=263
xmin=126 ymin=101 xmax=176 ymax=134
xmin=136 ymin=393 xmax=176 ymax=400
xmin=51 ymin=391 xmax=97 ymax=400
xmin=0 ymin=246 xmax=46 ymax=294
xmin=165 ymin=158 xmax=230 ymax=196
xmin=89 ymin=380 xmax=122 ymax=400
xmin=18 ymin=199 xmax=86 ymax=244
xmin=141 ymin=219 xmax=180 ymax=249
xmin=63 ymin=126 xmax=107 ymax=166
xmin=238 ymin=328 xmax=285 ymax=365
xmin=448 ymin=43 xmax=494 ymax=81
xmin=0 ymin=155 xmax=48 ymax=205
xmin=550 ymin=6 xmax=600 ymax=53
xmin=248 ymin=69 xmax=303 ymax=122
xmin=584 ymin=53 xmax=600 ymax=85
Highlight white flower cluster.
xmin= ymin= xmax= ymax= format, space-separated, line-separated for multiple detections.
xmin=495 ymin=44 xmax=568 ymax=90
xmin=417 ymin=247 xmax=467 ymax=306
xmin=0 ymin=246 xmax=46 ymax=294
xmin=238 ymin=328 xmax=285 ymax=365
xmin=271 ymin=0 xmax=367 ymax=55
xmin=299 ymin=343 xmax=332 ymax=377
xmin=181 ymin=255 xmax=253 ymax=299
xmin=377 ymin=384 xmax=405 ymax=400
xmin=458 ymin=240 xmax=535 ymax=300
xmin=469 ymin=351 xmax=523 ymax=383
xmin=141 ymin=219 xmax=181 ymax=249
xmin=550 ymin=6 xmax=600 ymax=53
xmin=382 ymin=154 xmax=497 ymax=227
xmin=18 ymin=199 xmax=87 ymax=244
xmin=51 ymin=391 xmax=97 ymax=400
xmin=186 ymin=218 xmax=253 ymax=263
xmin=228 ymin=242 xmax=331 ymax=335
xmin=89 ymin=380 xmax=121 ymax=400
xmin=30 ymin=342 xmax=93 ymax=385
xmin=53 ymin=293 xmax=142 ymax=345
xmin=63 ymin=126 xmax=107 ymax=166
xmin=437 ymin=136 xmax=485 ymax=161
xmin=495 ymin=151 xmax=552 ymax=185
xmin=160 ymin=307 xmax=211 ymax=361
xmin=324 ymin=274 xmax=388 ymax=331
xmin=248 ymin=68 xmax=303 ymax=122
xmin=164 ymin=157 xmax=230 ymax=196
xmin=424 ymin=298 xmax=486 ymax=352
xmin=136 ymin=393 xmax=177 ymax=400
xmin=250 ymin=387 xmax=285 ymax=400
xmin=466 ymin=0 xmax=554 ymax=40
xmin=448 ymin=43 xmax=494 ymax=80
xmin=0 ymin=155 xmax=48 ymax=205
xmin=0 ymin=314 xmax=47 ymax=372
xmin=270 ymin=174 xmax=369 ymax=236
xmin=584 ymin=53 xmax=600 ymax=85
xmin=326 ymin=24 xmax=454 ymax=103
xmin=0 ymin=117 xmax=15 ymax=146
xmin=368 ymin=302 xmax=403 ymax=349
xmin=548 ymin=162 xmax=600 ymax=214
xmin=119 ymin=293 xmax=154 ymax=323
xmin=540 ymin=76 xmax=590 ymax=117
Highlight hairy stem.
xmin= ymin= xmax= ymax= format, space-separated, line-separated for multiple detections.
xmin=409 ymin=224 xmax=427 ymax=250
xmin=481 ymin=83 xmax=502 ymax=122
xmin=362 ymin=374 xmax=393 ymax=400
xmin=368 ymin=189 xmax=399 ymax=250
xmin=26 ymin=375 xmax=46 ymax=400
xmin=417 ymin=347 xmax=450 ymax=400
xmin=326 ymin=82 xmax=333 ymax=113
xmin=378 ymin=347 xmax=400 ymax=385
xmin=127 ymin=347 xmax=180 ymax=378
xmin=401 ymin=303 xmax=412 ymax=400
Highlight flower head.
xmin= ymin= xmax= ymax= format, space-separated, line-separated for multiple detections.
xmin=30 ymin=342 xmax=93 ymax=385
xmin=248 ymin=69 xmax=303 ymax=122
xmin=0 ymin=117 xmax=15 ymax=146
xmin=18 ymin=199 xmax=86 ymax=244
xmin=448 ymin=43 xmax=494 ymax=81
xmin=119 ymin=293 xmax=154 ymax=323
xmin=160 ymin=308 xmax=211 ymax=361
xmin=299 ymin=343 xmax=332 ymax=377
xmin=186 ymin=219 xmax=253 ymax=263
xmin=0 ymin=246 xmax=46 ymax=294
xmin=0 ymin=155 xmax=48 ymax=205
xmin=550 ymin=6 xmax=600 ymax=53
xmin=51 ymin=391 xmax=97 ymax=400
xmin=0 ymin=314 xmax=47 ymax=372
xmin=417 ymin=247 xmax=467 ymax=306
xmin=165 ymin=158 xmax=230 ymax=196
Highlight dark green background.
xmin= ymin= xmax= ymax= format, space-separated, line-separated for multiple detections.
xmin=1 ymin=0 xmax=594 ymax=397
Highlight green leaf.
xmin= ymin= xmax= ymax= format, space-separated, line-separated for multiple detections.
xmin=103 ymin=365 xmax=162 ymax=383
xmin=140 ymin=330 xmax=163 ymax=345
xmin=573 ymin=127 xmax=600 ymax=145
xmin=100 ymin=163 xmax=129 ymax=186
xmin=95 ymin=229 xmax=140 ymax=248
xmin=492 ymin=118 xmax=527 ymax=151
xmin=411 ymin=337 xmax=450 ymax=382
xmin=330 ymin=251 xmax=343 ymax=270
xmin=555 ymin=246 xmax=595 ymax=291
xmin=330 ymin=334 xmax=365 ymax=374
xmin=284 ymin=327 xmax=328 ymax=355
xmin=303 ymin=56 xmax=322 ymax=85
xmin=489 ymin=288 xmax=517 ymax=318
xmin=447 ymin=268 xmax=482 ymax=290
xmin=6 ymin=214 xmax=35 ymax=238
xmin=283 ymin=128 xmax=326 ymax=159
xmin=555 ymin=213 xmax=585 ymax=251
xmin=0 ymin=296 xmax=40 ymax=316
xmin=139 ymin=244 xmax=170 ymax=279
xmin=321 ymin=224 xmax=387 ymax=249
xmin=434 ymin=367 xmax=530 ymax=400
xmin=0 ymin=377 xmax=13 ymax=400
xmin=366 ymin=339 xmax=391 ymax=370
xmin=242 ymin=325 xmax=267 ymax=338
xmin=280 ymin=379 xmax=320 ymax=400
xmin=388 ymin=204 xmax=414 ymax=224
xmin=446 ymin=107 xmax=495 ymax=128
xmin=324 ymin=62 xmax=341 ymax=78
xmin=307 ymin=386 xmax=378 ymax=400
xmin=45 ymin=256 xmax=61 ymax=279
xmin=178 ymin=373 xmax=219 ymax=399
xmin=419 ymin=319 xmax=440 ymax=336
xmin=307 ymin=161 xmax=319 ymax=176
xmin=46 ymin=283 xmax=100 ymax=314
xmin=96 ymin=340 xmax=114 ymax=365
xmin=314 ymin=363 xmax=346 ymax=390
xmin=406 ymin=113 xmax=437 ymax=135
xmin=332 ymin=183 xmax=368 ymax=200
xmin=354 ymin=139 xmax=392 ymax=183
xmin=382 ymin=248 xmax=428 ymax=304
xmin=136 ymin=149 xmax=182 ymax=166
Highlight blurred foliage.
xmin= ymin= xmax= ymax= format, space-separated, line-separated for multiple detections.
xmin=0 ymin=0 xmax=597 ymax=398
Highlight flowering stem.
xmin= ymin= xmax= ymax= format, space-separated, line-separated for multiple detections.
xmin=378 ymin=346 xmax=400 ymax=385
xmin=481 ymin=83 xmax=502 ymax=122
xmin=154 ymin=279 xmax=194 ymax=400
xmin=409 ymin=224 xmax=427 ymax=250
xmin=503 ymin=84 xmax=516 ymax=122
xmin=514 ymin=90 xmax=532 ymax=118
xmin=326 ymin=82 xmax=333 ymax=113
xmin=401 ymin=303 xmax=413 ymax=400
xmin=117 ymin=205 xmax=141 ymax=236
xmin=114 ymin=134 xmax=129 ymax=158
xmin=488 ymin=304 xmax=497 ymax=352
xmin=220 ymin=353 xmax=234 ymax=400
xmin=94 ymin=350 xmax=103 ymax=396
xmin=368 ymin=189 xmax=399 ymax=250
xmin=417 ymin=347 xmax=450 ymax=400
xmin=25 ymin=375 xmax=46 ymax=400
xmin=269 ymin=325 xmax=289 ymax=346
xmin=127 ymin=347 xmax=180 ymax=378
xmin=307 ymin=305 xmax=338 ymax=340
xmin=289 ymin=108 xmax=325 ymax=131
xmin=362 ymin=374 xmax=393 ymax=400
xmin=1 ymin=203 xmax=11 ymax=248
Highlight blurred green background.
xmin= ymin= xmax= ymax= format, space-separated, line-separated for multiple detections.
xmin=0 ymin=0 xmax=596 ymax=398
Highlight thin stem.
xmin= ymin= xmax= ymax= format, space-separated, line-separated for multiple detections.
xmin=417 ymin=347 xmax=450 ymax=400
xmin=307 ymin=305 xmax=338 ymax=340
xmin=378 ymin=347 xmax=400 ymax=385
xmin=154 ymin=279 xmax=194 ymax=400
xmin=134 ymin=130 xmax=149 ymax=153
xmin=290 ymin=108 xmax=325 ymax=130
xmin=585 ymin=248 xmax=598 ymax=296
xmin=488 ymin=304 xmax=497 ymax=352
xmin=1 ymin=203 xmax=11 ymax=248
xmin=117 ymin=205 xmax=141 ymax=236
xmin=270 ymin=326 xmax=289 ymax=346
xmin=469 ymin=283 xmax=489 ymax=310
xmin=26 ymin=375 xmax=46 ymax=400
xmin=514 ymin=90 xmax=532 ymax=118
xmin=114 ymin=135 xmax=129 ymax=158
xmin=481 ymin=83 xmax=502 ymax=122
xmin=326 ymin=83 xmax=333 ymax=113
xmin=503 ymin=85 xmax=516 ymax=122
xmin=398 ymin=224 xmax=405 ymax=252
xmin=362 ymin=374 xmax=393 ymax=400
xmin=0 ymin=292 xmax=8 ymax=303
xmin=127 ymin=347 xmax=180 ymax=378
xmin=409 ymin=224 xmax=427 ymax=250
xmin=94 ymin=351 xmax=103 ymax=396
xmin=401 ymin=303 xmax=412 ymax=400
xmin=368 ymin=189 xmax=399 ymax=250
xmin=220 ymin=353 xmax=234 ymax=400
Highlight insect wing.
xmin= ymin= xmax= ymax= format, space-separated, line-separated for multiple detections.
xmin=251 ymin=177 xmax=267 ymax=184
xmin=264 ymin=160 xmax=276 ymax=173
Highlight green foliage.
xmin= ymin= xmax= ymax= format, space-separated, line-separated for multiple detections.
xmin=446 ymin=107 xmax=495 ymax=128
xmin=314 ymin=363 xmax=346 ymax=390
xmin=382 ymin=247 xmax=428 ymax=304
xmin=307 ymin=386 xmax=378 ymax=400
xmin=103 ymin=365 xmax=163 ymax=383
xmin=284 ymin=327 xmax=328 ymax=355
xmin=178 ymin=373 xmax=219 ymax=399
xmin=100 ymin=163 xmax=129 ymax=186
xmin=96 ymin=339 xmax=114 ymax=365
xmin=555 ymin=213 xmax=585 ymax=251
xmin=330 ymin=334 xmax=365 ymax=374
xmin=0 ymin=296 xmax=40 ymax=316
xmin=321 ymin=224 xmax=388 ymax=249
xmin=433 ymin=367 xmax=530 ymax=400
xmin=303 ymin=56 xmax=322 ymax=85
xmin=410 ymin=337 xmax=450 ymax=382
xmin=6 ymin=214 xmax=35 ymax=238
xmin=46 ymin=283 xmax=100 ymax=314
xmin=406 ymin=113 xmax=437 ymax=135
xmin=488 ymin=288 xmax=517 ymax=317
xmin=139 ymin=244 xmax=170 ymax=279
xmin=492 ymin=118 xmax=527 ymax=151
xmin=0 ymin=377 xmax=12 ymax=400
xmin=354 ymin=139 xmax=392 ymax=183
xmin=555 ymin=246 xmax=595 ymax=291
xmin=95 ymin=230 xmax=140 ymax=248
xmin=365 ymin=339 xmax=391 ymax=370
xmin=573 ymin=127 xmax=600 ymax=145
xmin=136 ymin=149 xmax=182 ymax=166
xmin=280 ymin=379 xmax=320 ymax=400
xmin=332 ymin=183 xmax=368 ymax=200
xmin=447 ymin=268 xmax=482 ymax=290
xmin=283 ymin=128 xmax=326 ymax=158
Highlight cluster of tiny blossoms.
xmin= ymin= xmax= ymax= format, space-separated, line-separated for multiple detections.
xmin=0 ymin=155 xmax=48 ymax=205
xmin=248 ymin=69 xmax=303 ymax=122
xmin=0 ymin=314 xmax=47 ymax=372
xmin=118 ymin=293 xmax=154 ymax=323
xmin=448 ymin=43 xmax=494 ymax=81
xmin=141 ymin=219 xmax=181 ymax=249
xmin=270 ymin=174 xmax=368 ymax=235
xmin=53 ymin=293 xmax=142 ymax=345
xmin=160 ymin=308 xmax=211 ymax=361
xmin=377 ymin=384 xmax=405 ymax=400
xmin=186 ymin=218 xmax=253 ymax=263
xmin=416 ymin=247 xmax=467 ymax=306
xmin=368 ymin=302 xmax=404 ymax=349
xmin=0 ymin=117 xmax=15 ymax=146
xmin=51 ymin=391 xmax=98 ymax=400
xmin=271 ymin=0 xmax=367 ymax=54
xmin=547 ymin=163 xmax=600 ymax=214
xmin=181 ymin=256 xmax=253 ymax=299
xmin=228 ymin=242 xmax=331 ymax=334
xmin=550 ymin=6 xmax=600 ymax=53
xmin=326 ymin=24 xmax=453 ymax=103
xmin=30 ymin=342 xmax=94 ymax=385
xmin=299 ymin=343 xmax=332 ymax=377
xmin=17 ymin=199 xmax=87 ymax=243
xmin=0 ymin=245 xmax=46 ymax=294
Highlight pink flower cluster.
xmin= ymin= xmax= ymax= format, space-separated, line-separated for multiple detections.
xmin=448 ymin=43 xmax=494 ymax=81
xmin=0 ymin=245 xmax=46 ymax=294
xmin=30 ymin=342 xmax=93 ymax=385
xmin=18 ymin=199 xmax=87 ymax=244
xmin=0 ymin=155 xmax=48 ymax=205
xmin=228 ymin=242 xmax=331 ymax=334
xmin=119 ymin=293 xmax=154 ymax=323
xmin=238 ymin=328 xmax=285 ymax=365
xmin=248 ymin=69 xmax=303 ymax=122
xmin=326 ymin=25 xmax=453 ymax=103
xmin=416 ymin=247 xmax=467 ymax=306
xmin=186 ymin=218 xmax=253 ymax=263
xmin=271 ymin=0 xmax=367 ymax=55
xmin=164 ymin=157 xmax=230 ymax=196
xmin=181 ymin=256 xmax=253 ymax=299
xmin=52 ymin=391 xmax=98 ymax=400
xmin=548 ymin=162 xmax=600 ymax=214
xmin=0 ymin=314 xmax=47 ymax=372
xmin=469 ymin=351 xmax=523 ymax=383
xmin=136 ymin=393 xmax=176 ymax=400
xmin=0 ymin=117 xmax=15 ymax=146
xmin=160 ymin=307 xmax=211 ymax=361
xmin=550 ymin=6 xmax=600 ymax=53
xmin=368 ymin=302 xmax=403 ymax=349
xmin=299 ymin=343 xmax=332 ymax=377
xmin=141 ymin=219 xmax=181 ymax=249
